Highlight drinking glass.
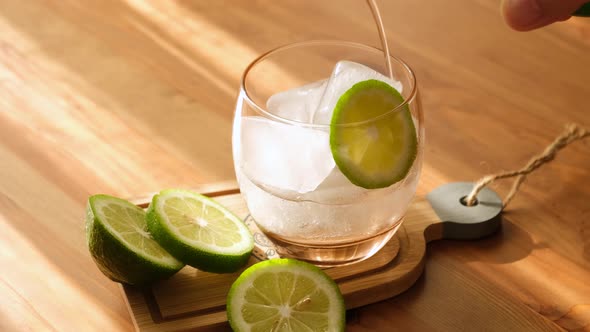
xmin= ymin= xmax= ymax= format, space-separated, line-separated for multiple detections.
xmin=233 ymin=40 xmax=423 ymax=266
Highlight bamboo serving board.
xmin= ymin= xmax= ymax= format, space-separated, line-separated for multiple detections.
xmin=122 ymin=181 xmax=503 ymax=331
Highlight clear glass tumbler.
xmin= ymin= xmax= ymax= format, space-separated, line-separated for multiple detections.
xmin=233 ymin=40 xmax=423 ymax=266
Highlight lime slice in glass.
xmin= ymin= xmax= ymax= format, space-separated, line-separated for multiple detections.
xmin=146 ymin=189 xmax=254 ymax=273
xmin=330 ymin=79 xmax=418 ymax=189
xmin=227 ymin=258 xmax=345 ymax=332
xmin=86 ymin=194 xmax=184 ymax=285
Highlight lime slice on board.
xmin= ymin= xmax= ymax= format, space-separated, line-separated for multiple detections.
xmin=146 ymin=189 xmax=254 ymax=273
xmin=330 ymin=79 xmax=418 ymax=189
xmin=86 ymin=194 xmax=184 ymax=285
xmin=227 ymin=258 xmax=345 ymax=332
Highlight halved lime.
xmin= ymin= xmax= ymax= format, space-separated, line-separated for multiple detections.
xmin=146 ymin=189 xmax=254 ymax=273
xmin=227 ymin=258 xmax=345 ymax=332
xmin=86 ymin=195 xmax=184 ymax=285
xmin=330 ymin=79 xmax=418 ymax=189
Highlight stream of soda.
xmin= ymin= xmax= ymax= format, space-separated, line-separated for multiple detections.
xmin=366 ymin=0 xmax=393 ymax=79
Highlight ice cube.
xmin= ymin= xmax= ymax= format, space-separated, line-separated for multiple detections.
xmin=239 ymin=116 xmax=335 ymax=193
xmin=312 ymin=61 xmax=403 ymax=124
xmin=300 ymin=167 xmax=369 ymax=204
xmin=267 ymin=80 xmax=327 ymax=123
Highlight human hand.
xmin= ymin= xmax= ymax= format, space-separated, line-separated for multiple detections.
xmin=501 ymin=0 xmax=588 ymax=31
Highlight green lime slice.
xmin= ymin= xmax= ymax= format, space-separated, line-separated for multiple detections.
xmin=146 ymin=189 xmax=254 ymax=273
xmin=227 ymin=258 xmax=345 ymax=332
xmin=86 ymin=194 xmax=184 ymax=285
xmin=330 ymin=79 xmax=418 ymax=189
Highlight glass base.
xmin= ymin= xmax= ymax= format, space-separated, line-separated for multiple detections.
xmin=262 ymin=221 xmax=403 ymax=267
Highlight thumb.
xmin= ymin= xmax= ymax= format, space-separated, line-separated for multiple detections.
xmin=501 ymin=0 xmax=587 ymax=31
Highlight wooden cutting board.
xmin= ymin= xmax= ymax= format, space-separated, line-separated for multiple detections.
xmin=121 ymin=182 xmax=502 ymax=331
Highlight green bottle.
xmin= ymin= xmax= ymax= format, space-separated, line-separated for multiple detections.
xmin=574 ymin=3 xmax=590 ymax=17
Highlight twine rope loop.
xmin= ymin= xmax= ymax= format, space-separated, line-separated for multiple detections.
xmin=465 ymin=124 xmax=589 ymax=208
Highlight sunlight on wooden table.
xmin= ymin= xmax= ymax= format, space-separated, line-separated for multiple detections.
xmin=0 ymin=0 xmax=589 ymax=331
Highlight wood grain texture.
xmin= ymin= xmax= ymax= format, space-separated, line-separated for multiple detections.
xmin=0 ymin=0 xmax=588 ymax=331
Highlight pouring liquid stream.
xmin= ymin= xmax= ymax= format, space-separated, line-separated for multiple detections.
xmin=366 ymin=0 xmax=394 ymax=79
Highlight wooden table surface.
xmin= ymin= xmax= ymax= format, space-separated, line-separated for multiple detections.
xmin=1 ymin=1 xmax=589 ymax=331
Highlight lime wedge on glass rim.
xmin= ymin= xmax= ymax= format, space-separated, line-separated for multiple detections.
xmin=146 ymin=189 xmax=254 ymax=273
xmin=330 ymin=79 xmax=418 ymax=189
xmin=86 ymin=195 xmax=184 ymax=285
xmin=227 ymin=258 xmax=345 ymax=332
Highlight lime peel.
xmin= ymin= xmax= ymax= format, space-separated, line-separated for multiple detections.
xmin=86 ymin=194 xmax=184 ymax=285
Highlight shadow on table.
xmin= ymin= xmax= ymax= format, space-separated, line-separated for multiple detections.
xmin=434 ymin=212 xmax=545 ymax=265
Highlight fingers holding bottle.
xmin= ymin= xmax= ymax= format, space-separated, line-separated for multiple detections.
xmin=501 ymin=0 xmax=588 ymax=31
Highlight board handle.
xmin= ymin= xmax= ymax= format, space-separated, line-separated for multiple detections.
xmin=416 ymin=182 xmax=503 ymax=242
